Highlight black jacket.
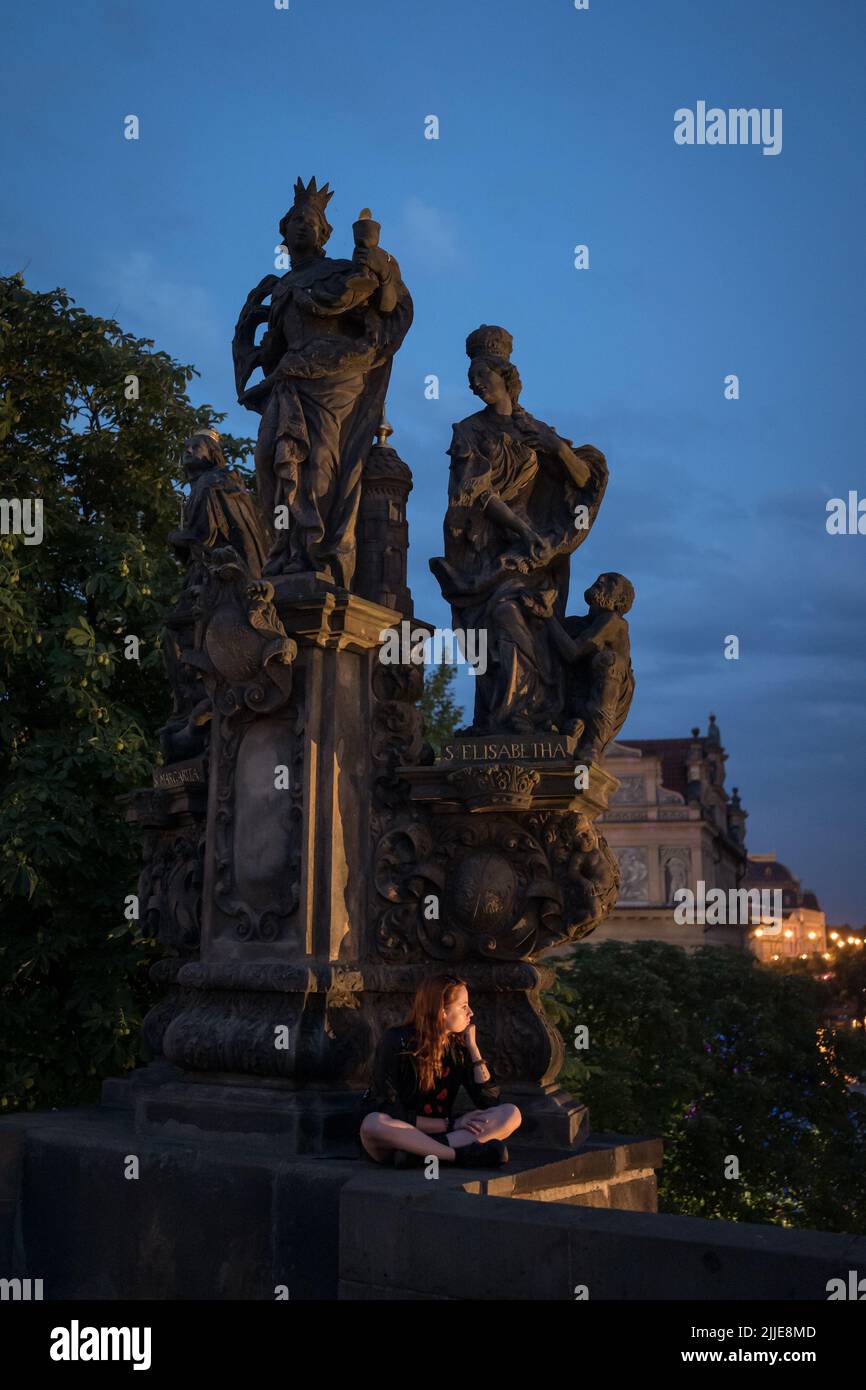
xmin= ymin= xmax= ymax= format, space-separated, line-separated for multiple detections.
xmin=360 ymin=1024 xmax=501 ymax=1128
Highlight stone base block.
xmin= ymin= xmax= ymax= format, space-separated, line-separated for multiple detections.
xmin=0 ymin=1099 xmax=661 ymax=1300
xmin=501 ymin=1082 xmax=590 ymax=1150
xmin=0 ymin=1105 xmax=359 ymax=1299
xmin=101 ymin=1061 xmax=362 ymax=1156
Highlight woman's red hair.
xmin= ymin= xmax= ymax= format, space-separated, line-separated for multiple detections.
xmin=404 ymin=973 xmax=467 ymax=1093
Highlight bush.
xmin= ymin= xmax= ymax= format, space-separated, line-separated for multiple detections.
xmin=543 ymin=940 xmax=866 ymax=1233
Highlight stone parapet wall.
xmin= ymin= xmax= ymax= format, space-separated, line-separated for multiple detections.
xmin=339 ymin=1178 xmax=866 ymax=1301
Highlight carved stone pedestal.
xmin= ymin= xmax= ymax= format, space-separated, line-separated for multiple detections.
xmin=122 ymin=771 xmax=207 ymax=1057
xmin=366 ymin=732 xmax=622 ymax=1148
xmin=123 ymin=571 xmax=623 ymax=1155
xmin=143 ymin=577 xmax=420 ymax=1094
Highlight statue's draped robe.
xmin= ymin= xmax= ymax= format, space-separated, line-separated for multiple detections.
xmin=434 ymin=409 xmax=607 ymax=731
xmin=173 ymin=467 xmax=269 ymax=580
xmin=251 ymin=257 xmax=413 ymax=588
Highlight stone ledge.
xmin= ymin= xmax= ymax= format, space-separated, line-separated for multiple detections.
xmin=496 ymin=1132 xmax=663 ymax=1196
xmin=339 ymin=1179 xmax=866 ymax=1300
xmin=515 ymin=1173 xmax=657 ymax=1212
xmin=0 ymin=1106 xmax=362 ymax=1299
xmin=339 ymin=1278 xmax=451 ymax=1300
xmin=270 ymin=573 xmax=406 ymax=652
xmin=402 ymin=758 xmax=617 ymax=818
xmin=6 ymin=1104 xmax=859 ymax=1301
xmin=0 ymin=1107 xmax=661 ymax=1298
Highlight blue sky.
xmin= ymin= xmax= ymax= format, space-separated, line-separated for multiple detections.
xmin=2 ymin=0 xmax=864 ymax=923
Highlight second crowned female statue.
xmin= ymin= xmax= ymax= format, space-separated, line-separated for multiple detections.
xmin=430 ymin=325 xmax=611 ymax=735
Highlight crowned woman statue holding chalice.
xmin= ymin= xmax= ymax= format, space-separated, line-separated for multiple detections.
xmin=232 ymin=177 xmax=413 ymax=590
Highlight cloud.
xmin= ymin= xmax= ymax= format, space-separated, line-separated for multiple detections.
xmin=396 ymin=197 xmax=465 ymax=273
xmin=96 ymin=250 xmax=222 ymax=357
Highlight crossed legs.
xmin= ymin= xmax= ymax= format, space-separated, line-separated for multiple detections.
xmin=359 ymin=1103 xmax=522 ymax=1164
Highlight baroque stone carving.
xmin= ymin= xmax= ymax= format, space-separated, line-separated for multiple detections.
xmin=185 ymin=549 xmax=297 ymax=717
xmin=232 ymin=177 xmax=413 ymax=588
xmin=354 ymin=415 xmax=413 ymax=615
xmin=122 ymin=778 xmax=209 ymax=1060
xmin=130 ymin=431 xmax=274 ymax=1053
xmin=528 ymin=810 xmax=620 ymax=935
xmin=369 ymin=658 xmax=427 ymax=814
xmin=180 ymin=548 xmax=301 ymax=944
xmin=160 ymin=428 xmax=269 ymax=764
xmin=557 ymin=572 xmax=636 ymax=763
xmin=611 ymin=775 xmax=647 ymax=805
xmin=615 ymin=846 xmax=650 ymax=904
xmin=367 ymin=652 xmax=428 ymax=964
xmin=428 ymin=326 xmax=635 ymax=763
xmin=120 ymin=232 xmax=636 ymax=1147
xmin=169 ymin=428 xmax=269 ymax=581
xmin=662 ymin=847 xmax=691 ymax=902
xmin=447 ymin=763 xmax=540 ymax=812
xmin=372 ymin=809 xmax=618 ymax=963
xmin=139 ymin=829 xmax=204 ymax=952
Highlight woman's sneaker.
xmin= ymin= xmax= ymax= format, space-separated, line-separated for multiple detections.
xmin=454 ymin=1138 xmax=509 ymax=1168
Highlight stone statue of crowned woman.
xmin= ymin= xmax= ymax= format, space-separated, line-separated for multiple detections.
xmin=431 ymin=325 xmax=632 ymax=748
xmin=232 ymin=177 xmax=413 ymax=589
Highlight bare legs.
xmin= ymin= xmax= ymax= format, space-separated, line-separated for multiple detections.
xmin=459 ymin=1104 xmax=522 ymax=1143
xmin=360 ymin=1114 xmax=457 ymax=1163
xmin=359 ymin=1104 xmax=522 ymax=1164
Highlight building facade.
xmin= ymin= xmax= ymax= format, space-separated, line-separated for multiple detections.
xmin=590 ymin=714 xmax=750 ymax=951
xmin=743 ymin=853 xmax=828 ymax=962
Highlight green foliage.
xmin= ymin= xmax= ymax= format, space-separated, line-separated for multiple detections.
xmin=419 ymin=663 xmax=462 ymax=754
xmin=811 ymin=941 xmax=866 ymax=1024
xmin=0 ymin=275 xmax=252 ymax=1113
xmin=543 ymin=940 xmax=866 ymax=1233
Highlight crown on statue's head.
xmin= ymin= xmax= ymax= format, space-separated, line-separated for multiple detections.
xmin=191 ymin=427 xmax=221 ymax=444
xmin=292 ymin=175 xmax=335 ymax=215
xmin=466 ymin=324 xmax=513 ymax=362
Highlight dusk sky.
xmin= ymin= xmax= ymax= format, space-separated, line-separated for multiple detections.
xmin=2 ymin=0 xmax=864 ymax=923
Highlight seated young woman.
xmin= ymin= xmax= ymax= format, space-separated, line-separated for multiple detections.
xmin=357 ymin=972 xmax=522 ymax=1169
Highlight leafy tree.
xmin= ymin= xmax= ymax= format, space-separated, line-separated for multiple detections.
xmin=419 ymin=662 xmax=462 ymax=754
xmin=0 ymin=275 xmax=251 ymax=1113
xmin=808 ymin=941 xmax=866 ymax=1026
xmin=544 ymin=940 xmax=866 ymax=1233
